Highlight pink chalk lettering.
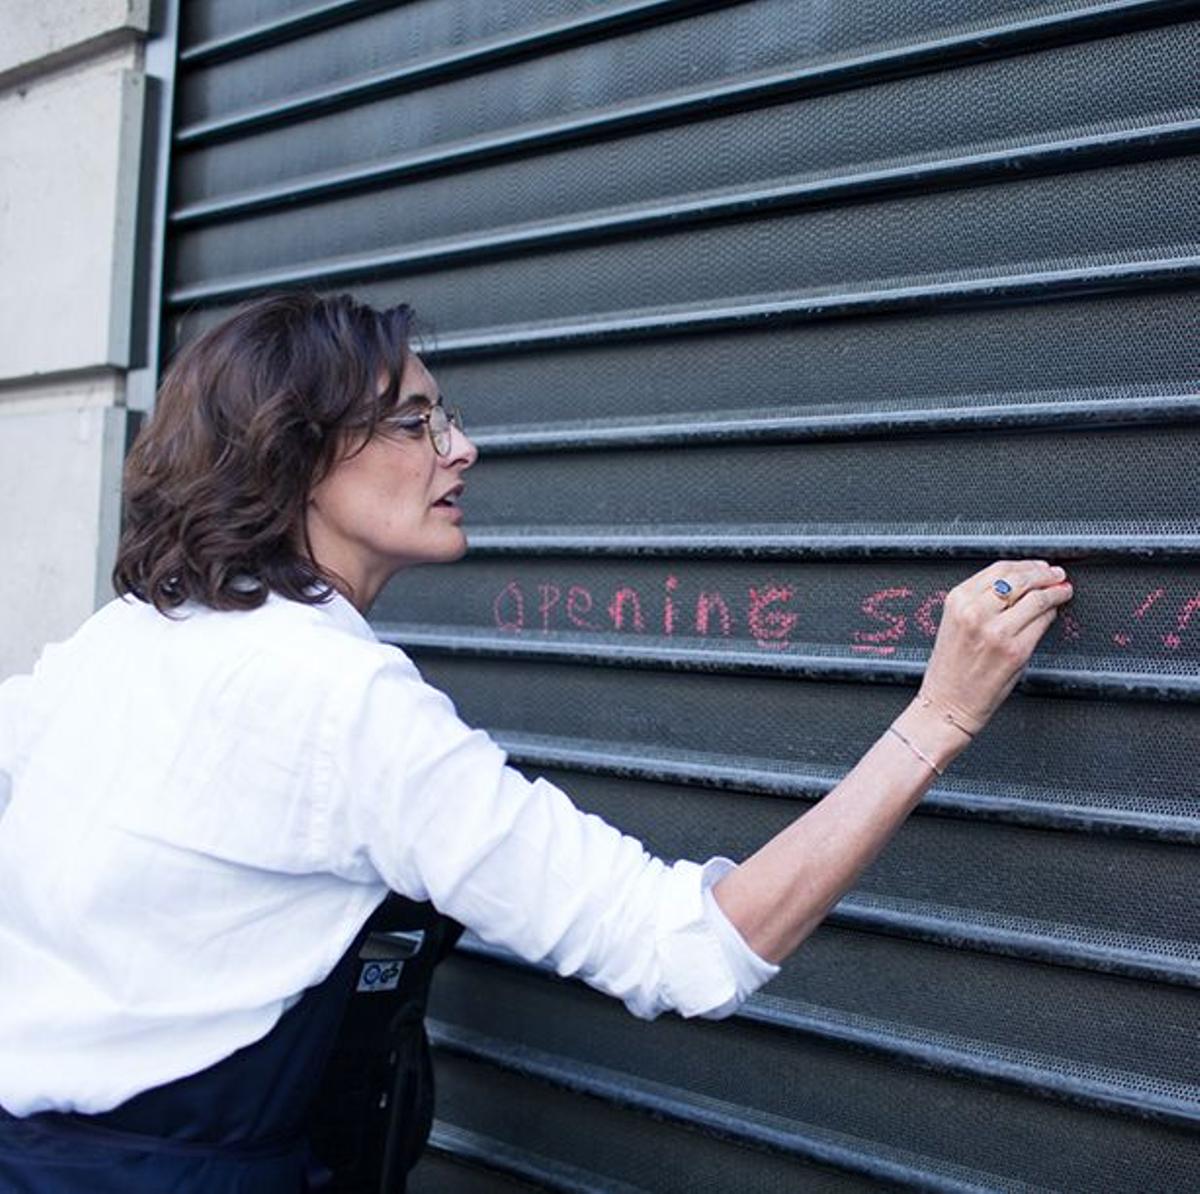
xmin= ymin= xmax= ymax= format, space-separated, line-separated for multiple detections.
xmin=854 ymin=587 xmax=913 ymax=646
xmin=493 ymin=581 xmax=525 ymax=632
xmin=1059 ymin=612 xmax=1082 ymax=643
xmin=1134 ymin=588 xmax=1165 ymax=619
xmin=566 ymin=585 xmax=597 ymax=630
xmin=537 ymin=583 xmax=561 ymax=633
xmin=608 ymin=586 xmax=646 ymax=632
xmin=914 ymin=590 xmax=947 ymax=639
xmin=694 ymin=591 xmax=732 ymax=637
xmin=663 ymin=575 xmax=679 ymax=636
xmin=488 ymin=574 xmax=1199 ymax=660
xmin=1163 ymin=593 xmax=1200 ymax=650
xmin=748 ymin=585 xmax=798 ymax=651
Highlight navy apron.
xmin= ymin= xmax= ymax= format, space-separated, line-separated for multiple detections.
xmin=0 ymin=896 xmax=461 ymax=1194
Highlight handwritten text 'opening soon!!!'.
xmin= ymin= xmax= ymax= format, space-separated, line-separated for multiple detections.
xmin=491 ymin=577 xmax=1199 ymax=656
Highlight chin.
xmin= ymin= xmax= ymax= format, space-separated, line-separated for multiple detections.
xmin=424 ymin=531 xmax=469 ymax=565
xmin=386 ymin=531 xmax=469 ymax=574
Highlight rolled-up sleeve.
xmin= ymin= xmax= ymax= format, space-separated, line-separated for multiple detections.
xmin=321 ymin=657 xmax=778 ymax=1019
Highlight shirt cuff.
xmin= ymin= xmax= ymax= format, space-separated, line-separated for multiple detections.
xmin=698 ymin=856 xmax=779 ymax=1017
xmin=650 ymin=856 xmax=779 ymax=1021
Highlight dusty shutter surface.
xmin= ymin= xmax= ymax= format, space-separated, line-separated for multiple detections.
xmin=166 ymin=1 xmax=1200 ymax=1189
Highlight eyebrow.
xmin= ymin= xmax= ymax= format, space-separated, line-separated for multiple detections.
xmin=393 ymin=391 xmax=439 ymax=414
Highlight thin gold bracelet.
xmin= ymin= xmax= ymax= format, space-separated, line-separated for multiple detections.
xmin=916 ymin=692 xmax=976 ymax=739
xmin=887 ymin=724 xmax=944 ymax=777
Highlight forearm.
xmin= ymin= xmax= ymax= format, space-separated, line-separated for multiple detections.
xmin=712 ymin=697 xmax=969 ymax=963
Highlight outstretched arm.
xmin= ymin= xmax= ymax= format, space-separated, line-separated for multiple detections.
xmin=713 ymin=559 xmax=1071 ymax=963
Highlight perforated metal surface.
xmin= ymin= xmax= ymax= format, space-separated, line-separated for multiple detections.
xmin=428 ymin=955 xmax=1200 ymax=1191
xmin=415 ymin=655 xmax=1200 ymax=826
xmin=169 ymin=20 xmax=1200 ymax=288
xmin=167 ymin=2 xmax=1200 ymax=1188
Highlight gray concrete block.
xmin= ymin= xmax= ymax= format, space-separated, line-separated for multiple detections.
xmin=0 ymin=49 xmax=146 ymax=378
xmin=0 ymin=376 xmax=128 ymax=678
xmin=0 ymin=0 xmax=150 ymax=85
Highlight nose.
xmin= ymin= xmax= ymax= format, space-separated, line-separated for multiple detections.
xmin=442 ymin=422 xmax=478 ymax=470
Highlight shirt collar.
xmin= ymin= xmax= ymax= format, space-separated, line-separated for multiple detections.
xmin=316 ymin=590 xmax=378 ymax=642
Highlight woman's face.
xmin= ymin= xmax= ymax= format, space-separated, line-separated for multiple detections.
xmin=304 ymin=353 xmax=478 ymax=610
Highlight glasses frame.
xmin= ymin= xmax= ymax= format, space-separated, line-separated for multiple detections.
xmin=379 ymin=399 xmax=464 ymax=456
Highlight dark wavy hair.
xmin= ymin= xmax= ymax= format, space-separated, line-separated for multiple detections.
xmin=113 ymin=291 xmax=413 ymax=613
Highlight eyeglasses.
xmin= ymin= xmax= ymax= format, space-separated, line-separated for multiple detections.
xmin=379 ymin=399 xmax=464 ymax=456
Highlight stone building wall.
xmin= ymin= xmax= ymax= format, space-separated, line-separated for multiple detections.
xmin=0 ymin=1 xmax=152 ymax=676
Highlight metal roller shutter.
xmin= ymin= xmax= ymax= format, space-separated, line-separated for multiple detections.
xmin=164 ymin=2 xmax=1200 ymax=1188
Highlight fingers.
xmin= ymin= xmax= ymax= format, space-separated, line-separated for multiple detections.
xmin=968 ymin=559 xmax=1052 ymax=587
xmin=922 ymin=560 xmax=1074 ymax=732
xmin=1003 ymin=577 xmax=1073 ymax=635
xmin=1011 ymin=602 xmax=1061 ymax=660
xmin=944 ymin=561 xmax=1067 ymax=631
xmin=982 ymin=558 xmax=1072 ymax=650
xmin=982 ymin=561 xmax=1065 ymax=603
xmin=951 ymin=560 xmax=1057 ymax=608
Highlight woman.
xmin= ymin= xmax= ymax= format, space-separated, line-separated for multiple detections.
xmin=0 ymin=292 xmax=1072 ymax=1191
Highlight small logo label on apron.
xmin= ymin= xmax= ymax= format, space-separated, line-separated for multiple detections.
xmin=357 ymin=960 xmax=403 ymax=992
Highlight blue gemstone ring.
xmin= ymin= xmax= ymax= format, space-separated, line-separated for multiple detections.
xmin=992 ymin=578 xmax=1016 ymax=607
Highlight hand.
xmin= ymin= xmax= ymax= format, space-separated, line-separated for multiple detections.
xmin=920 ymin=560 xmax=1073 ymax=734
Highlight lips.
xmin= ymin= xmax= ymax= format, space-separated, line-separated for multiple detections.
xmin=433 ymin=484 xmax=464 ymax=508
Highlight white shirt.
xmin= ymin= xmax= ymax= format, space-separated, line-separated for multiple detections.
xmin=0 ymin=592 xmax=775 ymax=1116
